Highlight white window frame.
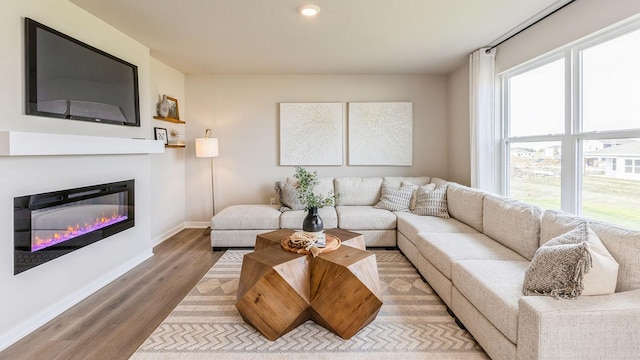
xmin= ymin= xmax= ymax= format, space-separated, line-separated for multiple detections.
xmin=499 ymin=17 xmax=640 ymax=216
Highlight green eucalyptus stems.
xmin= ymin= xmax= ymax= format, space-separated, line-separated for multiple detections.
xmin=293 ymin=166 xmax=340 ymax=210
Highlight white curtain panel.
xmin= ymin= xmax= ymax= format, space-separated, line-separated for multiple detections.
xmin=469 ymin=48 xmax=496 ymax=192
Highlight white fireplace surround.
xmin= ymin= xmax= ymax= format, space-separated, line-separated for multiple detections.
xmin=0 ymin=131 xmax=164 ymax=156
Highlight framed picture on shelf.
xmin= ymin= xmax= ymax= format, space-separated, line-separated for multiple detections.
xmin=154 ymin=127 xmax=168 ymax=145
xmin=166 ymin=96 xmax=180 ymax=120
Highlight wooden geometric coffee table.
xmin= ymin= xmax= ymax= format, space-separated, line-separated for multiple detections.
xmin=235 ymin=228 xmax=383 ymax=341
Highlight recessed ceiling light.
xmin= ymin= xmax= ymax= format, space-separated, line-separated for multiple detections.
xmin=298 ymin=4 xmax=320 ymax=17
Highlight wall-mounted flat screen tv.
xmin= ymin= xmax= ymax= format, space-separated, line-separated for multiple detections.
xmin=25 ymin=18 xmax=140 ymax=127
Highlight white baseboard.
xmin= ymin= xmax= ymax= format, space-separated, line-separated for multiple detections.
xmin=184 ymin=221 xmax=210 ymax=229
xmin=0 ymin=250 xmax=153 ymax=352
xmin=151 ymin=223 xmax=187 ymax=247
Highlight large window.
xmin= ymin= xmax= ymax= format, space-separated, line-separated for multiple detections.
xmin=501 ymin=21 xmax=640 ymax=230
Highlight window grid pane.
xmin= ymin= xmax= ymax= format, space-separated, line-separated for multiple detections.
xmin=583 ymin=139 xmax=640 ymax=230
xmin=581 ymin=28 xmax=640 ymax=132
xmin=508 ymin=59 xmax=565 ymax=137
xmin=508 ymin=141 xmax=561 ymax=210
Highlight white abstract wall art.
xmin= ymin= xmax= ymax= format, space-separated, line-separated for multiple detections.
xmin=279 ymin=103 xmax=343 ymax=165
xmin=348 ymin=102 xmax=413 ymax=166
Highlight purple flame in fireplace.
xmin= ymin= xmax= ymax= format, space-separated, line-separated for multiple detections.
xmin=32 ymin=213 xmax=128 ymax=252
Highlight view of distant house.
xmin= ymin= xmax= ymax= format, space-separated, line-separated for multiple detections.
xmin=511 ymin=148 xmax=535 ymax=158
xmin=586 ymin=141 xmax=640 ymax=180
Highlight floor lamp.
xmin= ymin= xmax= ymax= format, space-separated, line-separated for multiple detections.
xmin=195 ymin=129 xmax=219 ymax=235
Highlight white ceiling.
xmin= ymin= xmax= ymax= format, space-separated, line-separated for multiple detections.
xmin=70 ymin=0 xmax=569 ymax=75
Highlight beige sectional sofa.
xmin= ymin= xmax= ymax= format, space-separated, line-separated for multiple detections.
xmin=210 ymin=176 xmax=640 ymax=360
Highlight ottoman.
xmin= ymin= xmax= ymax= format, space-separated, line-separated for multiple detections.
xmin=210 ymin=204 xmax=281 ymax=249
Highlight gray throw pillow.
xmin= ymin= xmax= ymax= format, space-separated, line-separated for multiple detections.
xmin=412 ymin=184 xmax=450 ymax=218
xmin=374 ymin=182 xmax=413 ymax=212
xmin=523 ymin=223 xmax=593 ymax=299
xmin=274 ymin=181 xmax=304 ymax=211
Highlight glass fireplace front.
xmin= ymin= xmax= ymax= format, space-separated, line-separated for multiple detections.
xmin=14 ymin=180 xmax=135 ymax=274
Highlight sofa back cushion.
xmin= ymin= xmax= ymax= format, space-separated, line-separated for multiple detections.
xmin=382 ymin=176 xmax=431 ymax=188
xmin=334 ymin=177 xmax=383 ymax=206
xmin=430 ymin=177 xmax=448 ymax=186
xmin=541 ymin=209 xmax=640 ymax=292
xmin=286 ymin=177 xmax=335 ymax=198
xmin=447 ymin=183 xmax=485 ymax=232
xmin=483 ymin=194 xmax=542 ymax=260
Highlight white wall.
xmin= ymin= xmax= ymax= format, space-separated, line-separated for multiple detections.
xmin=496 ymin=0 xmax=640 ymax=73
xmin=185 ymin=74 xmax=449 ymax=223
xmin=0 ymin=0 xmax=157 ymax=350
xmin=150 ymin=58 xmax=187 ymax=243
xmin=447 ymin=63 xmax=471 ymax=185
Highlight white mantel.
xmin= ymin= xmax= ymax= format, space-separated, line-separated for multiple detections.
xmin=0 ymin=131 xmax=164 ymax=156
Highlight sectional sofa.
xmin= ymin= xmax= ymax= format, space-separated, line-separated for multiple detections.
xmin=210 ymin=176 xmax=640 ymax=360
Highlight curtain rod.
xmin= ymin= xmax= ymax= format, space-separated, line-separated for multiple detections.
xmin=486 ymin=0 xmax=577 ymax=53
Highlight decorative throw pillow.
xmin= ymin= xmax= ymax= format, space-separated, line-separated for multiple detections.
xmin=523 ymin=222 xmax=619 ymax=299
xmin=402 ymin=181 xmax=435 ymax=211
xmin=412 ymin=184 xmax=450 ymax=218
xmin=374 ymin=182 xmax=413 ymax=212
xmin=274 ymin=181 xmax=304 ymax=211
xmin=581 ymin=226 xmax=619 ymax=295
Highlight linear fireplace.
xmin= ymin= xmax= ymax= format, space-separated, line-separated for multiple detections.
xmin=14 ymin=180 xmax=135 ymax=274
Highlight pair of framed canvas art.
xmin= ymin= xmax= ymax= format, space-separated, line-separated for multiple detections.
xmin=279 ymin=102 xmax=413 ymax=166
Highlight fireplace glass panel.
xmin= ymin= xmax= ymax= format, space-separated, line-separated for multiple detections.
xmin=14 ymin=180 xmax=135 ymax=274
xmin=31 ymin=192 xmax=129 ymax=252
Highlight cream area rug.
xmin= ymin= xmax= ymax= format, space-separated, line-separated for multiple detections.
xmin=131 ymin=250 xmax=488 ymax=360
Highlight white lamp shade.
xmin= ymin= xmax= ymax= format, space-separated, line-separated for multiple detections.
xmin=195 ymin=138 xmax=219 ymax=157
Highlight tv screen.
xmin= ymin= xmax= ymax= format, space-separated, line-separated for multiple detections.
xmin=25 ymin=18 xmax=140 ymax=127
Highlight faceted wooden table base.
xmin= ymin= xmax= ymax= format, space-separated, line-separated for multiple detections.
xmin=236 ymin=229 xmax=382 ymax=341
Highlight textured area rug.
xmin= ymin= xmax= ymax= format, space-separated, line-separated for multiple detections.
xmin=131 ymin=250 xmax=488 ymax=360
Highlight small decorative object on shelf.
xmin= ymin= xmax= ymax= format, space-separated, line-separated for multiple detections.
xmin=293 ymin=166 xmax=340 ymax=247
xmin=166 ymin=96 xmax=180 ymax=120
xmin=154 ymin=95 xmax=185 ymax=123
xmin=157 ymin=95 xmax=170 ymax=118
xmin=168 ymin=128 xmax=185 ymax=146
xmin=154 ymin=127 xmax=168 ymax=145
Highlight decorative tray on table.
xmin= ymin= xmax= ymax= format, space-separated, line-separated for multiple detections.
xmin=281 ymin=233 xmax=341 ymax=255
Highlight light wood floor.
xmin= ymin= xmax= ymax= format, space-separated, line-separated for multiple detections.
xmin=0 ymin=229 xmax=223 ymax=360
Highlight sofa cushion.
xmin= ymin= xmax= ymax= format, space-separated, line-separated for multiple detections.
xmin=430 ymin=177 xmax=448 ymax=186
xmin=335 ymin=205 xmax=396 ymax=230
xmin=279 ymin=206 xmax=338 ymax=230
xmin=413 ymin=184 xmax=450 ymax=218
xmin=416 ymin=232 xmax=527 ymax=280
xmin=211 ymin=205 xmax=281 ymax=230
xmin=541 ymin=209 xmax=640 ymax=292
xmin=374 ymin=182 xmax=413 ymax=212
xmin=383 ymin=176 xmax=431 ymax=188
xmin=539 ymin=209 xmax=584 ymax=245
xmin=447 ymin=183 xmax=485 ymax=232
xmin=483 ymin=194 xmax=542 ymax=260
xmin=453 ymin=260 xmax=530 ymax=344
xmin=334 ymin=177 xmax=383 ymax=206
xmin=274 ymin=181 xmax=304 ymax=211
xmin=396 ymin=212 xmax=479 ymax=246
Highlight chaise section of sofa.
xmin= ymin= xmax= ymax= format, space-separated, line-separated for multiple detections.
xmin=210 ymin=204 xmax=281 ymax=248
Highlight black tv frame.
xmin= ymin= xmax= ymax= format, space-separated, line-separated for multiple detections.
xmin=24 ymin=18 xmax=141 ymax=127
